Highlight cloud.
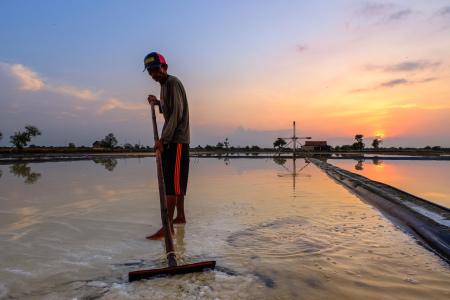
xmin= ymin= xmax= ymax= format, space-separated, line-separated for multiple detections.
xmin=50 ymin=85 xmax=104 ymax=101
xmin=356 ymin=3 xmax=393 ymax=18
xmin=0 ymin=61 xmax=103 ymax=100
xmin=436 ymin=6 xmax=450 ymax=18
xmin=379 ymin=78 xmax=408 ymax=87
xmin=0 ymin=62 xmax=44 ymax=91
xmin=389 ymin=9 xmax=413 ymax=21
xmin=351 ymin=77 xmax=437 ymax=93
xmin=366 ymin=60 xmax=440 ymax=72
xmin=96 ymin=98 xmax=146 ymax=115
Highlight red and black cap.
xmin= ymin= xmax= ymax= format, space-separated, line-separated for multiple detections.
xmin=143 ymin=52 xmax=166 ymax=71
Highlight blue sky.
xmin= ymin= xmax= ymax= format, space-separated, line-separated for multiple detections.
xmin=1 ymin=1 xmax=449 ymax=148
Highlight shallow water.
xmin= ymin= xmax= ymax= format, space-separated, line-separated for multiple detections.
xmin=0 ymin=158 xmax=448 ymax=299
xmin=328 ymin=159 xmax=450 ymax=209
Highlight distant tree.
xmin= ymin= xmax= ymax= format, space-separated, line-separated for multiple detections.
xmin=273 ymin=138 xmax=287 ymax=150
xmin=432 ymin=146 xmax=441 ymax=150
xmin=352 ymin=134 xmax=365 ymax=151
xmin=341 ymin=145 xmax=352 ymax=151
xmin=334 ymin=145 xmax=341 ymax=151
xmin=10 ymin=125 xmax=42 ymax=151
xmin=134 ymin=143 xmax=140 ymax=150
xmin=372 ymin=138 xmax=381 ymax=149
xmin=100 ymin=133 xmax=118 ymax=149
xmin=68 ymin=143 xmax=76 ymax=148
xmin=124 ymin=143 xmax=132 ymax=150
xmin=0 ymin=130 xmax=3 ymax=142
xmin=205 ymin=144 xmax=213 ymax=150
xmin=224 ymin=138 xmax=229 ymax=150
xmin=251 ymin=145 xmax=261 ymax=151
xmin=216 ymin=142 xmax=224 ymax=149
xmin=424 ymin=146 xmax=431 ymax=150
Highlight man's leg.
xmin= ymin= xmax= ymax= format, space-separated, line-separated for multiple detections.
xmin=146 ymin=195 xmax=176 ymax=240
xmin=173 ymin=195 xmax=186 ymax=224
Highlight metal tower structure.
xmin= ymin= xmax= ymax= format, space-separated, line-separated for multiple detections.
xmin=275 ymin=121 xmax=311 ymax=157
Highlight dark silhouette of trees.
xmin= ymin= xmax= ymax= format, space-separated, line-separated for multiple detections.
xmin=352 ymin=134 xmax=365 ymax=151
xmin=10 ymin=125 xmax=42 ymax=151
xmin=273 ymin=138 xmax=287 ymax=150
xmin=372 ymin=138 xmax=381 ymax=149
xmin=100 ymin=133 xmax=118 ymax=149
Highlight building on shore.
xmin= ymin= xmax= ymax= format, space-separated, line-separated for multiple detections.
xmin=92 ymin=141 xmax=103 ymax=149
xmin=301 ymin=141 xmax=331 ymax=151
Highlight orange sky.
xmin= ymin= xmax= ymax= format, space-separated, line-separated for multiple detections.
xmin=1 ymin=1 xmax=449 ymax=148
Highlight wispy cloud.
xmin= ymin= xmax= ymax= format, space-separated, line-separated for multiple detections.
xmin=96 ymin=98 xmax=146 ymax=115
xmin=436 ymin=6 xmax=450 ymax=18
xmin=389 ymin=9 xmax=413 ymax=21
xmin=366 ymin=60 xmax=440 ymax=72
xmin=379 ymin=78 xmax=408 ymax=87
xmin=50 ymin=85 xmax=104 ymax=101
xmin=5 ymin=63 xmax=44 ymax=91
xmin=356 ymin=3 xmax=393 ymax=19
xmin=1 ymin=61 xmax=103 ymax=100
xmin=351 ymin=77 xmax=437 ymax=93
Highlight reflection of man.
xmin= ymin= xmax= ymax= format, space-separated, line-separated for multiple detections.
xmin=144 ymin=52 xmax=190 ymax=240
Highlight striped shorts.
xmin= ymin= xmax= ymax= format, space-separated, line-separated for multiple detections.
xmin=162 ymin=143 xmax=189 ymax=196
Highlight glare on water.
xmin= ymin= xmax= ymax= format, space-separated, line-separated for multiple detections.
xmin=0 ymin=158 xmax=448 ymax=299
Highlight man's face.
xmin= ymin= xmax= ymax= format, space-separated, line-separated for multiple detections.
xmin=147 ymin=65 xmax=168 ymax=82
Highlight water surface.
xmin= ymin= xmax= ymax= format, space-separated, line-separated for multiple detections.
xmin=328 ymin=159 xmax=450 ymax=208
xmin=0 ymin=158 xmax=448 ymax=299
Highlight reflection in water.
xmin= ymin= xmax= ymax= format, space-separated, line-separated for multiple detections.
xmin=355 ymin=159 xmax=364 ymax=170
xmin=275 ymin=158 xmax=311 ymax=191
xmin=10 ymin=163 xmax=41 ymax=184
xmin=332 ymin=159 xmax=450 ymax=208
xmin=94 ymin=158 xmax=118 ymax=172
xmin=174 ymin=226 xmax=186 ymax=261
xmin=217 ymin=154 xmax=230 ymax=165
xmin=273 ymin=157 xmax=287 ymax=166
xmin=1 ymin=159 xmax=449 ymax=299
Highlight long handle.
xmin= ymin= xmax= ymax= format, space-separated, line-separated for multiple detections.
xmin=151 ymin=102 xmax=177 ymax=267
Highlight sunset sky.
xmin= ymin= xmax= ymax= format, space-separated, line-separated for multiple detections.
xmin=1 ymin=1 xmax=449 ymax=148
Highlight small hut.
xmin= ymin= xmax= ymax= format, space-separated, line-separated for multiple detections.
xmin=92 ymin=141 xmax=103 ymax=149
xmin=301 ymin=141 xmax=331 ymax=151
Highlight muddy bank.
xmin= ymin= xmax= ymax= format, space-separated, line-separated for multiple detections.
xmin=309 ymin=158 xmax=450 ymax=263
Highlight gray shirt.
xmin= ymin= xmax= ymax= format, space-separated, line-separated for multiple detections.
xmin=159 ymin=75 xmax=190 ymax=144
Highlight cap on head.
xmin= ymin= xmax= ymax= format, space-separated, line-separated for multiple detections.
xmin=143 ymin=52 xmax=166 ymax=71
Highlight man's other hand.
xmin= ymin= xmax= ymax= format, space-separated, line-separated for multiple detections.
xmin=154 ymin=138 xmax=164 ymax=153
xmin=147 ymin=95 xmax=160 ymax=106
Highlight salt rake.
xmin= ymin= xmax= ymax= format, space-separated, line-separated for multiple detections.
xmin=129 ymin=101 xmax=215 ymax=282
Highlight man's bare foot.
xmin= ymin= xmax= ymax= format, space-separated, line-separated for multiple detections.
xmin=146 ymin=227 xmax=175 ymax=240
xmin=173 ymin=217 xmax=186 ymax=224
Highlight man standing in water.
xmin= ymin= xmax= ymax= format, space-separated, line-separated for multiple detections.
xmin=144 ymin=52 xmax=190 ymax=240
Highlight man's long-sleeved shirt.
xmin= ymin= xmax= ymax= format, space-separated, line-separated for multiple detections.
xmin=159 ymin=75 xmax=190 ymax=144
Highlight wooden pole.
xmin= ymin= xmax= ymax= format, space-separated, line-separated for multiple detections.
xmin=150 ymin=102 xmax=177 ymax=267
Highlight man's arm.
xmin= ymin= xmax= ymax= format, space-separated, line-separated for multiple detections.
xmin=160 ymin=81 xmax=185 ymax=142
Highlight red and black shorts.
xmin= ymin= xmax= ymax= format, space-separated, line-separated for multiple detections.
xmin=162 ymin=143 xmax=189 ymax=196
